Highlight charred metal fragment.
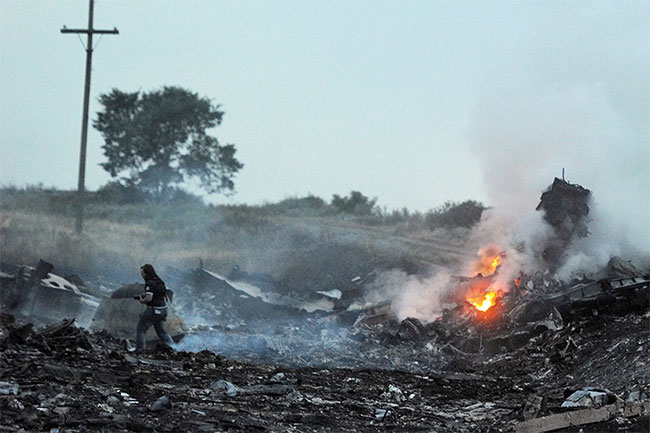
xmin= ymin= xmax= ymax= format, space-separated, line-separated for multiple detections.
xmin=546 ymin=274 xmax=650 ymax=319
xmin=0 ymin=261 xmax=99 ymax=327
xmin=536 ymin=177 xmax=591 ymax=269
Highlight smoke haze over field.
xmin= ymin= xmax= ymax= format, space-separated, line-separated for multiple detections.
xmin=2 ymin=2 xmax=647 ymax=328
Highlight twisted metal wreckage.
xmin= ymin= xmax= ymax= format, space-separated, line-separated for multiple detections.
xmin=0 ymin=178 xmax=648 ymax=432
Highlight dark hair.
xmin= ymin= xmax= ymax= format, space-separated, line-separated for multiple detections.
xmin=140 ymin=264 xmax=158 ymax=279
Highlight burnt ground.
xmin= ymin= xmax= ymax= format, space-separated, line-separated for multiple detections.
xmin=0 ymin=310 xmax=648 ymax=433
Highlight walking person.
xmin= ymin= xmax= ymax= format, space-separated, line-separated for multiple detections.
xmin=134 ymin=264 xmax=174 ymax=352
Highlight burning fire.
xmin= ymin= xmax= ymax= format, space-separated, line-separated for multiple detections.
xmin=467 ymin=291 xmax=497 ymax=312
xmin=472 ymin=245 xmax=502 ymax=277
xmin=464 ymin=245 xmax=505 ymax=313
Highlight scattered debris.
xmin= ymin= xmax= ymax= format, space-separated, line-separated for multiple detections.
xmin=0 ymin=177 xmax=647 ymax=432
xmin=0 ymin=260 xmax=100 ymax=327
xmin=0 ymin=381 xmax=19 ymax=396
xmin=522 ymin=394 xmax=544 ymax=421
xmin=561 ymin=387 xmax=616 ymax=409
xmin=149 ymin=395 xmax=172 ymax=412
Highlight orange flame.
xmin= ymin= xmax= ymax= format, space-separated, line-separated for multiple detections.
xmin=462 ymin=245 xmax=505 ymax=314
xmin=467 ymin=291 xmax=497 ymax=312
xmin=472 ymin=245 xmax=502 ymax=277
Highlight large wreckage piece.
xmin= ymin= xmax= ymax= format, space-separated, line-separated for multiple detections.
xmin=536 ymin=177 xmax=591 ymax=269
xmin=508 ymin=274 xmax=650 ymax=324
xmin=225 ymin=265 xmax=348 ymax=313
xmin=542 ymin=274 xmax=650 ymax=319
xmin=516 ymin=390 xmax=650 ymax=433
xmin=90 ymin=283 xmax=188 ymax=342
xmin=0 ymin=260 xmax=100 ymax=328
xmin=172 ymin=268 xmax=321 ymax=323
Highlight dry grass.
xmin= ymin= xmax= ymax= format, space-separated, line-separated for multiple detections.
xmin=0 ymin=206 xmax=471 ymax=287
xmin=0 ymin=209 xmax=329 ymax=279
xmin=0 ymin=210 xmax=154 ymax=277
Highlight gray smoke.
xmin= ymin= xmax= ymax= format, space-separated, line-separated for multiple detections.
xmin=366 ymin=268 xmax=453 ymax=323
xmin=373 ymin=4 xmax=649 ymax=321
xmin=469 ymin=3 xmax=649 ymax=276
xmin=471 ymin=81 xmax=649 ymax=262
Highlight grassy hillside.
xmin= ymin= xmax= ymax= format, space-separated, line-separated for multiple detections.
xmin=0 ymin=187 xmax=474 ymax=290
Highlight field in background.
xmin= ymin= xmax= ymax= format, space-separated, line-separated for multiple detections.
xmin=0 ymin=186 xmax=474 ymax=290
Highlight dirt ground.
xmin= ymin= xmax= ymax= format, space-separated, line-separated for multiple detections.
xmin=0 ymin=308 xmax=648 ymax=433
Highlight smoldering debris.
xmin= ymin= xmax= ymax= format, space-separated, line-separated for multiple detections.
xmin=1 ymin=250 xmax=648 ymax=432
xmin=536 ymin=177 xmax=591 ymax=270
xmin=0 ymin=303 xmax=648 ymax=431
xmin=0 ymin=177 xmax=649 ymax=431
xmin=0 ymin=260 xmax=101 ymax=328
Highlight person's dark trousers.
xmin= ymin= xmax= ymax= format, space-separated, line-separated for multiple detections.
xmin=136 ymin=307 xmax=174 ymax=351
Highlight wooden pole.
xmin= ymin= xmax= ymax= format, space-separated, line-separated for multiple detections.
xmin=61 ymin=0 xmax=118 ymax=233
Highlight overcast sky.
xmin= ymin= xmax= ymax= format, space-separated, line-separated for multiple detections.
xmin=1 ymin=0 xmax=648 ymax=214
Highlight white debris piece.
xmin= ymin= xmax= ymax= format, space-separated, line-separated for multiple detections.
xmin=41 ymin=273 xmax=82 ymax=294
xmin=381 ymin=384 xmax=405 ymax=403
xmin=316 ymin=289 xmax=342 ymax=300
xmin=212 ymin=379 xmax=240 ymax=397
xmin=561 ymin=388 xmax=612 ymax=409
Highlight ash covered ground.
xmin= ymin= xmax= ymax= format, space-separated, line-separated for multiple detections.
xmin=1 ymin=179 xmax=649 ymax=432
xmin=0 ymin=291 xmax=648 ymax=432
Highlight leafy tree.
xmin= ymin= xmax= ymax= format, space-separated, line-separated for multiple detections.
xmin=94 ymin=86 xmax=243 ymax=199
xmin=331 ymin=191 xmax=377 ymax=215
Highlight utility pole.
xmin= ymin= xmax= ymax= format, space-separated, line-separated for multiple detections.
xmin=61 ymin=0 xmax=118 ymax=233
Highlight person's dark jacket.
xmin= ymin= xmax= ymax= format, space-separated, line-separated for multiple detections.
xmin=144 ymin=276 xmax=167 ymax=307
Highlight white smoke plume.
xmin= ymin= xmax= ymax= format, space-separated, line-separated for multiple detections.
xmin=466 ymin=1 xmax=649 ymax=280
xmin=367 ymin=268 xmax=454 ymax=323
xmin=470 ymin=81 xmax=649 ymax=279
xmin=464 ymin=209 xmax=553 ymax=285
xmin=376 ymin=3 xmax=649 ymax=321
xmin=469 ymin=2 xmax=648 ymax=274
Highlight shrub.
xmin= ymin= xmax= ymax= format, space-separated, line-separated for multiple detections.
xmin=95 ymin=181 xmax=150 ymax=204
xmin=95 ymin=182 xmax=204 ymax=206
xmin=424 ymin=200 xmax=486 ymax=230
xmin=331 ymin=191 xmax=377 ymax=216
xmin=261 ymin=195 xmax=329 ymax=217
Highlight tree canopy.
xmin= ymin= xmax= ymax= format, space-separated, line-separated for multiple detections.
xmin=94 ymin=86 xmax=242 ymax=199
